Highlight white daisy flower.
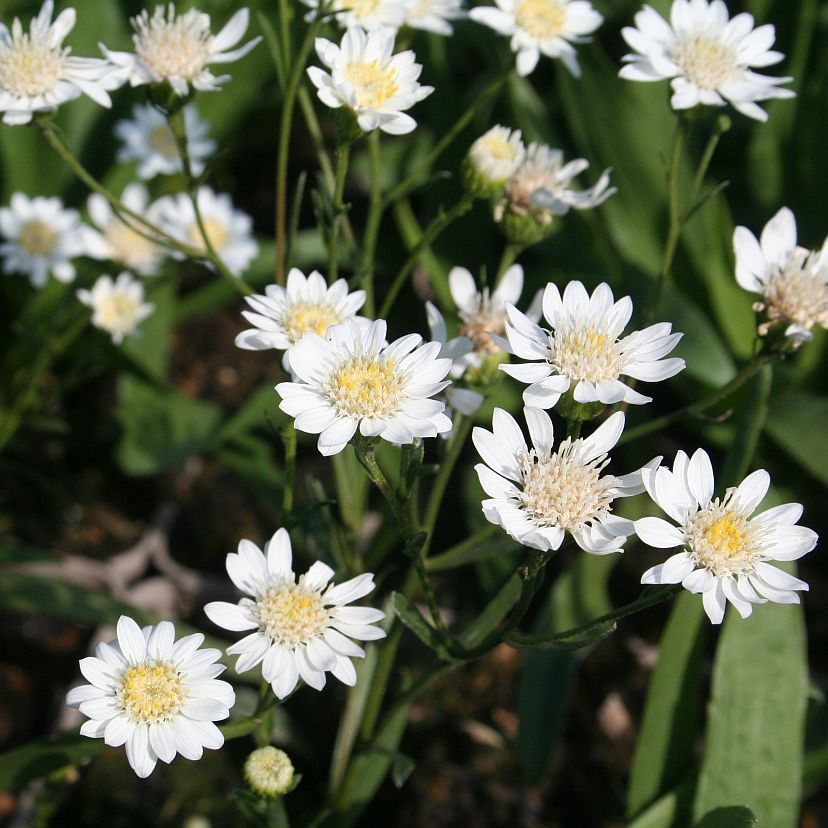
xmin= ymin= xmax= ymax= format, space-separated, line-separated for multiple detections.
xmin=448 ymin=264 xmax=541 ymax=372
xmin=276 ymin=318 xmax=452 ymax=456
xmin=66 ymin=616 xmax=235 ymax=779
xmin=0 ymin=0 xmax=124 ymax=126
xmin=204 ymin=528 xmax=386 ymax=699
xmin=500 ymin=280 xmax=685 ymax=409
xmin=307 ymin=27 xmax=434 ymax=136
xmin=77 ymin=272 xmax=155 ymax=345
xmin=85 ymin=185 xmax=164 ymax=276
xmin=0 ymin=193 xmax=96 ymax=287
xmin=733 ymin=207 xmax=828 ymax=344
xmin=115 ymin=103 xmax=215 ymax=180
xmin=466 ymin=125 xmax=526 ymax=196
xmin=474 ymin=408 xmax=652 ymax=554
xmin=635 ymin=449 xmax=817 ymax=624
xmin=303 ymin=0 xmax=410 ymax=32
xmin=469 ymin=0 xmax=602 ymax=77
xmin=102 ymin=5 xmax=261 ymax=96
xmin=406 ymin=0 xmax=466 ymax=36
xmin=425 ymin=300 xmax=485 ymax=421
xmin=152 ymin=187 xmax=259 ymax=278
xmin=235 ymin=268 xmax=368 ymax=371
xmin=619 ymin=0 xmax=794 ymax=122
xmin=495 ymin=142 xmax=615 ymax=225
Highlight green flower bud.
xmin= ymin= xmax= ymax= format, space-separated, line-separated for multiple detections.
xmin=244 ymin=747 xmax=295 ymax=799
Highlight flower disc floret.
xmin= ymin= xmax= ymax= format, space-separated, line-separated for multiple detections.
xmin=636 ymin=448 xmax=818 ymax=624
xmin=255 ymin=582 xmax=329 ymax=648
xmin=117 ymin=661 xmax=185 ymax=725
xmin=500 ymin=280 xmax=684 ymax=409
xmin=326 ymin=356 xmax=405 ymax=419
xmin=619 ymin=0 xmax=795 ymax=122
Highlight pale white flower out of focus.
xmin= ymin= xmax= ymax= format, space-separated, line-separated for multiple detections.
xmin=0 ymin=193 xmax=96 ymax=287
xmin=500 ymin=281 xmax=685 ymax=409
xmin=235 ymin=267 xmax=368 ymax=370
xmin=619 ymin=0 xmax=794 ymax=122
xmin=474 ymin=408 xmax=653 ymax=554
xmin=303 ymin=0 xmax=410 ymax=32
xmin=466 ymin=125 xmax=526 ymax=196
xmin=469 ymin=0 xmax=602 ymax=77
xmin=153 ymin=187 xmax=259 ymax=278
xmin=733 ymin=206 xmax=828 ymax=344
xmin=307 ymin=27 xmax=434 ymax=136
xmin=85 ymin=184 xmax=164 ymax=276
xmin=406 ymin=0 xmax=467 ymax=36
xmin=425 ymin=301 xmax=485 ymax=423
xmin=0 ymin=0 xmax=125 ymax=126
xmin=204 ymin=528 xmax=386 ymax=699
xmin=495 ymin=143 xmax=615 ymax=225
xmin=635 ymin=449 xmax=817 ymax=624
xmin=77 ymin=272 xmax=155 ymax=345
xmin=102 ymin=5 xmax=261 ymax=96
xmin=276 ymin=319 xmax=452 ymax=456
xmin=66 ymin=616 xmax=235 ymax=778
xmin=115 ymin=103 xmax=215 ymax=180
xmin=449 ymin=264 xmax=541 ymax=372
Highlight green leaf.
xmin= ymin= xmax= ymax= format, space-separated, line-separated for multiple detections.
xmin=426 ymin=527 xmax=520 ymax=572
xmin=627 ymin=780 xmax=695 ymax=828
xmin=391 ymin=592 xmax=457 ymax=662
xmin=765 ymin=391 xmax=828 ymax=487
xmin=693 ymin=806 xmax=758 ymax=828
xmin=0 ymin=731 xmax=106 ymax=791
xmin=457 ymin=572 xmax=522 ymax=650
xmin=627 ymin=593 xmax=707 ymax=818
xmin=692 ymin=574 xmax=807 ymax=827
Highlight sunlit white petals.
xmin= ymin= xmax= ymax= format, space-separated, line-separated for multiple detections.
xmin=277 ymin=319 xmax=452 ymax=455
xmin=474 ymin=407 xmax=646 ymax=555
xmin=304 ymin=0 xmax=410 ymax=31
xmin=733 ymin=207 xmax=828 ymax=344
xmin=102 ymin=5 xmax=260 ymax=95
xmin=115 ymin=103 xmax=215 ymax=180
xmin=467 ymin=125 xmax=526 ymax=194
xmin=307 ymin=27 xmax=433 ymax=136
xmin=236 ymin=268 xmax=368 ymax=366
xmin=85 ymin=184 xmax=164 ymax=275
xmin=406 ymin=0 xmax=466 ymax=34
xmin=205 ymin=529 xmax=385 ymax=699
xmin=619 ymin=0 xmax=794 ymax=121
xmin=67 ymin=616 xmax=233 ymax=778
xmin=0 ymin=1 xmax=125 ymax=125
xmin=152 ymin=187 xmax=259 ymax=277
xmin=470 ymin=0 xmax=602 ymax=77
xmin=77 ymin=272 xmax=154 ymax=344
xmin=0 ymin=193 xmax=96 ymax=287
xmin=501 ymin=280 xmax=683 ymax=409
xmin=636 ymin=448 xmax=817 ymax=624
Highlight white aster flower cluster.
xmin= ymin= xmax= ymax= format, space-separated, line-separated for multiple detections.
xmin=303 ymin=0 xmax=466 ymax=35
xmin=77 ymin=272 xmax=155 ymax=345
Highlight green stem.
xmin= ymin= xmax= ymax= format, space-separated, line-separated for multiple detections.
xmin=378 ymin=193 xmax=474 ymax=319
xmin=381 ymin=68 xmax=510 ymax=208
xmin=681 ymin=115 xmax=730 ymax=224
xmin=275 ymin=7 xmax=328 ymax=285
xmin=281 ymin=423 xmax=297 ymax=517
xmin=619 ymin=353 xmax=777 ymax=446
xmin=495 ymin=242 xmax=524 ymax=281
xmin=565 ymin=419 xmax=582 ymax=440
xmin=360 ymin=130 xmax=383 ymax=317
xmin=328 ymin=142 xmax=352 ymax=282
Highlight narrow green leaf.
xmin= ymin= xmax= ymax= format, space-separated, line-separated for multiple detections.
xmin=693 ymin=806 xmax=757 ymax=828
xmin=692 ymin=579 xmax=807 ymax=826
xmin=426 ymin=528 xmax=520 ymax=572
xmin=391 ymin=592 xmax=457 ymax=662
xmin=627 ymin=593 xmax=707 ymax=818
xmin=457 ymin=572 xmax=522 ymax=650
xmin=765 ymin=391 xmax=828 ymax=487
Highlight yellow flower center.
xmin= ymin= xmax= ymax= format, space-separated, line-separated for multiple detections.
xmin=118 ymin=661 xmax=185 ymax=724
xmin=190 ymin=217 xmax=229 ymax=252
xmin=344 ymin=60 xmax=399 ymax=109
xmin=550 ymin=326 xmax=623 ymax=383
xmin=97 ymin=291 xmax=143 ymax=331
xmin=460 ymin=311 xmax=506 ymax=354
xmin=147 ymin=123 xmax=179 ymax=160
xmin=18 ymin=220 xmax=57 ymax=257
xmin=256 ymin=583 xmax=329 ymax=648
xmin=283 ymin=302 xmax=343 ymax=343
xmin=338 ymin=0 xmax=383 ymax=17
xmin=326 ymin=357 xmax=405 ymax=419
xmin=0 ymin=32 xmax=65 ymax=98
xmin=515 ymin=0 xmax=566 ymax=40
xmin=105 ymin=221 xmax=159 ymax=270
xmin=134 ymin=8 xmax=212 ymax=81
xmin=672 ymin=36 xmax=738 ymax=89
xmin=519 ymin=443 xmax=616 ymax=530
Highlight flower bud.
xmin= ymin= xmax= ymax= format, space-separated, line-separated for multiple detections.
xmin=244 ymin=746 xmax=295 ymax=799
xmin=464 ymin=125 xmax=525 ymax=199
